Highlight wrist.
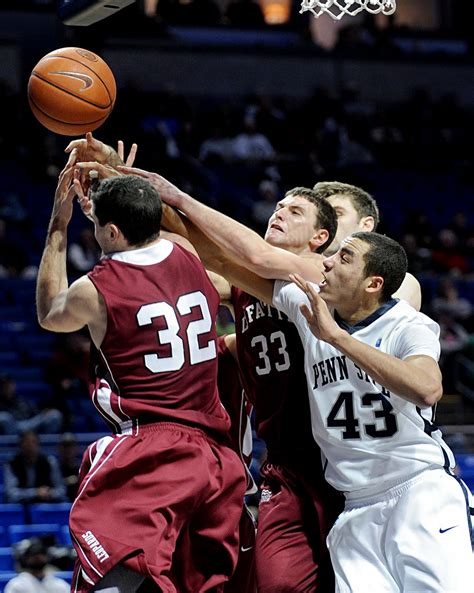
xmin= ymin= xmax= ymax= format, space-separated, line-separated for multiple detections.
xmin=174 ymin=191 xmax=191 ymax=211
xmin=329 ymin=327 xmax=350 ymax=349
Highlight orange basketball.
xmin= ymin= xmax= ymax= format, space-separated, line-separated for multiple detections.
xmin=28 ymin=47 xmax=116 ymax=136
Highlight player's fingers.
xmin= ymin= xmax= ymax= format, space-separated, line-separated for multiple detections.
xmin=117 ymin=165 xmax=148 ymax=177
xmin=66 ymin=182 xmax=77 ymax=200
xmin=65 ymin=148 xmax=78 ymax=167
xmin=64 ymin=140 xmax=83 ymax=153
xmin=290 ymin=273 xmax=310 ymax=295
xmin=306 ymin=282 xmax=321 ymax=300
xmin=117 ymin=140 xmax=124 ymax=161
xmin=125 ymin=143 xmax=138 ymax=167
xmin=75 ymin=162 xmax=110 ymax=176
xmin=299 ymin=303 xmax=313 ymax=323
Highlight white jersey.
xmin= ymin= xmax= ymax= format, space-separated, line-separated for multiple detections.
xmin=273 ymin=281 xmax=456 ymax=499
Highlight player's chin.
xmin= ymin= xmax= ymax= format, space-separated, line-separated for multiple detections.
xmin=265 ymin=229 xmax=285 ymax=246
xmin=319 ymin=286 xmax=332 ymax=302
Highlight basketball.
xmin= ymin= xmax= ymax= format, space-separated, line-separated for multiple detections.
xmin=27 ymin=47 xmax=116 ymax=137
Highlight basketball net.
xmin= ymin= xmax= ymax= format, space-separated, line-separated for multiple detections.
xmin=300 ymin=0 xmax=396 ymax=20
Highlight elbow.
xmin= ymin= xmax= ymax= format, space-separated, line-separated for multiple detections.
xmin=417 ymin=381 xmax=443 ymax=408
xmin=37 ymin=314 xmax=53 ymax=332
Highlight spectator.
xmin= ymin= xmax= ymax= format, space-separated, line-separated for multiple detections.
xmin=4 ymin=430 xmax=67 ymax=503
xmin=437 ymin=312 xmax=471 ymax=392
xmin=432 ymin=228 xmax=470 ymax=276
xmin=0 ymin=374 xmax=63 ymax=435
xmin=232 ymin=116 xmax=276 ymax=162
xmin=431 ymin=278 xmax=472 ymax=323
xmin=57 ymin=433 xmax=80 ymax=502
xmin=6 ymin=537 xmax=70 ymax=593
xmin=251 ymin=179 xmax=279 ymax=235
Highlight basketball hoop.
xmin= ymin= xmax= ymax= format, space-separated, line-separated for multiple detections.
xmin=300 ymin=0 xmax=396 ymax=20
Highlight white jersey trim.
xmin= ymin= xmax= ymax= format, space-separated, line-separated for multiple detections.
xmin=104 ymin=239 xmax=174 ymax=266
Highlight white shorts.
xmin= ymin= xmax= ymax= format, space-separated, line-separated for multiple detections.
xmin=327 ymin=469 xmax=474 ymax=593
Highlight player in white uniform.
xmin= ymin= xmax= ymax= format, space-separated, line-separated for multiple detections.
xmin=272 ymin=231 xmax=473 ymax=593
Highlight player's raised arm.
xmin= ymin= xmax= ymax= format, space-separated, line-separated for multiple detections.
xmin=119 ymin=166 xmax=327 ymax=284
xmin=36 ymin=166 xmax=100 ymax=336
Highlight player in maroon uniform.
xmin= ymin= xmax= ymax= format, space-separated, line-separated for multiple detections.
xmin=36 ymin=162 xmax=246 ymax=593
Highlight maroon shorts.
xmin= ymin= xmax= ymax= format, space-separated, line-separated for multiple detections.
xmin=255 ymin=462 xmax=344 ymax=593
xmin=69 ymin=422 xmax=247 ymax=593
xmin=223 ymin=504 xmax=257 ymax=593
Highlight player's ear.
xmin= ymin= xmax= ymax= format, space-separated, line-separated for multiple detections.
xmin=365 ymin=275 xmax=384 ymax=295
xmin=310 ymin=228 xmax=329 ymax=251
xmin=359 ymin=216 xmax=375 ymax=232
xmin=108 ymin=223 xmax=121 ymax=242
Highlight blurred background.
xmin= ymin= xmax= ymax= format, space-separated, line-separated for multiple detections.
xmin=0 ymin=0 xmax=473 ymax=589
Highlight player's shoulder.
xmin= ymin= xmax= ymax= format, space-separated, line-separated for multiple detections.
xmin=69 ymin=274 xmax=99 ymax=303
xmin=389 ymin=299 xmax=440 ymax=336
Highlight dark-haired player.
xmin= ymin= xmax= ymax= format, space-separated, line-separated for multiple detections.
xmin=36 ymin=164 xmax=246 ymax=593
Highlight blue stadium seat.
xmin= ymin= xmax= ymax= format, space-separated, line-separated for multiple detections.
xmin=0 ymin=528 xmax=8 ymax=547
xmin=456 ymin=454 xmax=474 ymax=473
xmin=8 ymin=524 xmax=61 ymax=544
xmin=60 ymin=524 xmax=72 ymax=546
xmin=0 ymin=505 xmax=25 ymax=528
xmin=0 ymin=548 xmax=15 ymax=571
xmin=29 ymin=503 xmax=72 ymax=526
xmin=13 ymin=381 xmax=53 ymax=401
xmin=4 ymin=367 xmax=44 ymax=382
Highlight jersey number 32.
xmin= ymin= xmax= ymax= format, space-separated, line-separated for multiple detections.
xmin=137 ymin=291 xmax=216 ymax=373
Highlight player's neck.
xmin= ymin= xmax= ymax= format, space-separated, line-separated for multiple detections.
xmin=105 ymin=236 xmax=162 ymax=254
xmin=336 ymin=299 xmax=381 ymax=326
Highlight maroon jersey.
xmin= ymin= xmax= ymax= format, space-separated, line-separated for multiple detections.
xmin=217 ymin=335 xmax=253 ymax=467
xmin=87 ymin=240 xmax=229 ymax=435
xmin=231 ymin=287 xmax=319 ymax=464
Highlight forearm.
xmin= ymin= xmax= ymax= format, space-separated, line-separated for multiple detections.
xmin=331 ymin=331 xmax=442 ymax=407
xmin=172 ymin=192 xmax=282 ymax=277
xmin=162 ymin=206 xmax=274 ymax=303
xmin=162 ymin=204 xmax=236 ymax=271
xmin=36 ymin=222 xmax=69 ymax=325
xmin=161 ymin=203 xmax=191 ymax=240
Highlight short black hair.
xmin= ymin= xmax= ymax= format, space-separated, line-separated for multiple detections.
xmin=284 ymin=187 xmax=338 ymax=254
xmin=91 ymin=176 xmax=162 ymax=247
xmin=351 ymin=232 xmax=407 ymax=301
xmin=313 ymin=181 xmax=379 ymax=230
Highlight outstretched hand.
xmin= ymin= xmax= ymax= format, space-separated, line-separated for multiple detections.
xmin=65 ymin=132 xmax=138 ymax=167
xmin=117 ymin=166 xmax=185 ymax=208
xmin=289 ymin=273 xmax=342 ymax=344
xmin=73 ymin=168 xmax=93 ymax=221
